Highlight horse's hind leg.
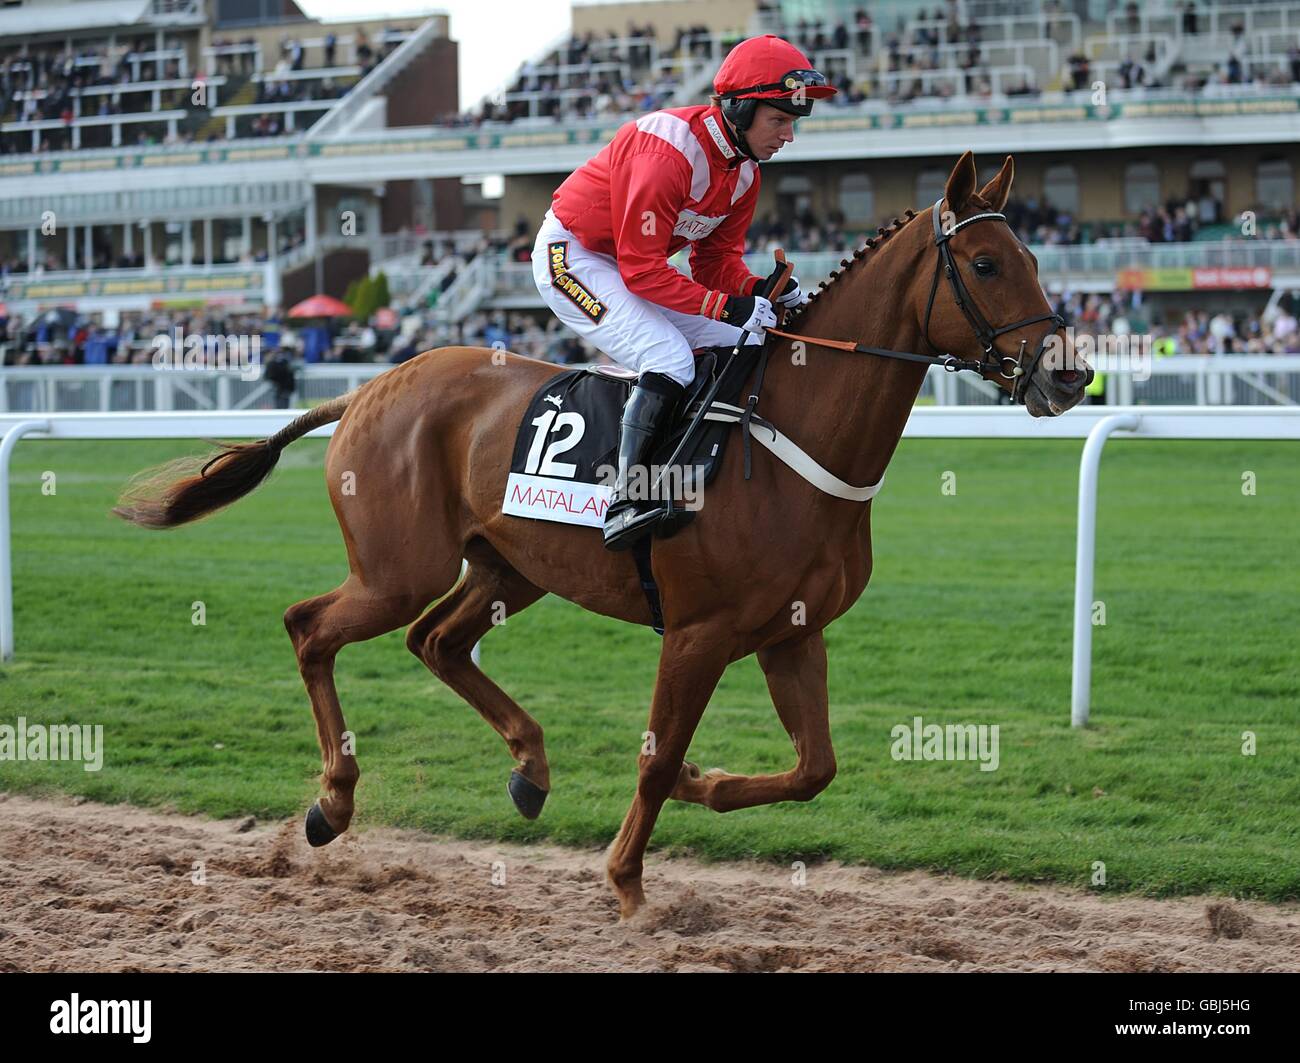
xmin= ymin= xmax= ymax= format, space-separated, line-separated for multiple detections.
xmin=406 ymin=546 xmax=550 ymax=819
xmin=284 ymin=575 xmax=432 ymax=845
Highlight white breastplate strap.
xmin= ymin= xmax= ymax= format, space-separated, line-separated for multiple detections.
xmin=698 ymin=400 xmax=885 ymax=502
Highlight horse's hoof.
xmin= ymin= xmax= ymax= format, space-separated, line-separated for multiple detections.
xmin=508 ymin=770 xmax=548 ymax=820
xmin=304 ymin=802 xmax=339 ymax=847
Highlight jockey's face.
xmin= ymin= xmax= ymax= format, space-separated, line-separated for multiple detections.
xmin=747 ymin=103 xmax=798 ymax=161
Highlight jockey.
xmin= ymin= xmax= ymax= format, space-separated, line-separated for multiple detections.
xmin=530 ymin=34 xmax=837 ymax=550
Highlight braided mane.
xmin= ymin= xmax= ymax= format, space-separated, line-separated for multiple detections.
xmin=782 ymin=194 xmax=992 ymax=325
xmin=782 ymin=208 xmax=918 ymax=325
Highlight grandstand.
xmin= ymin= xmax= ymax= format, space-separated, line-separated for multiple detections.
xmin=0 ymin=0 xmax=1298 ymax=410
xmin=0 ymin=0 xmax=455 ymax=306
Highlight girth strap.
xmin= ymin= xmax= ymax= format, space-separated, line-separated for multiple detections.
xmin=631 ymin=536 xmax=664 ymax=636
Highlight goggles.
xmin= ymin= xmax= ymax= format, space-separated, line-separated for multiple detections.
xmin=721 ymin=69 xmax=830 ymax=97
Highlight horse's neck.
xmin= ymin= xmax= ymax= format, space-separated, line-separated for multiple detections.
xmin=758 ymin=230 xmax=930 ymax=503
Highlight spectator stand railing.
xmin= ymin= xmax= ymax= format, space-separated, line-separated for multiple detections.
xmin=898 ymin=10 xmax=1082 ymax=51
xmin=1084 ymin=30 xmax=1179 ymax=68
xmin=211 ymin=99 xmax=339 ymax=138
xmin=655 ymin=31 xmax=742 ymax=108
xmin=1106 ymin=3 xmax=1300 ymax=40
xmin=305 ymin=18 xmax=444 ymax=141
xmin=5 ymin=357 xmax=1300 ymax=416
xmin=202 ymin=29 xmax=418 ymax=82
xmin=8 ymin=75 xmax=227 ymax=119
xmin=430 ymin=253 xmax=496 ymax=325
xmin=878 ymin=62 xmax=1039 ymax=97
xmin=0 ymin=110 xmax=188 ymax=151
xmin=202 ymin=41 xmax=264 ymax=76
xmin=485 ymin=241 xmax=1300 ymax=304
xmin=150 ymin=0 xmax=207 ymax=25
xmin=252 ymin=65 xmax=362 ymax=90
xmin=1030 ymin=239 xmax=1300 ymax=275
xmin=387 ymin=255 xmax=461 ymax=306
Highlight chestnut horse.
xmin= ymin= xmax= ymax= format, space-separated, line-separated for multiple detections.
xmin=115 ymin=152 xmax=1090 ymax=918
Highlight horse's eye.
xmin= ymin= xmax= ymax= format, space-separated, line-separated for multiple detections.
xmin=973 ymin=259 xmax=997 ymax=277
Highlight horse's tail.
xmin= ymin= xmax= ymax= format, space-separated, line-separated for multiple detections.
xmin=112 ymin=392 xmax=355 ymax=529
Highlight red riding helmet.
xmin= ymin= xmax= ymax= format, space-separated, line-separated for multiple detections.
xmin=714 ymin=34 xmax=838 ymax=133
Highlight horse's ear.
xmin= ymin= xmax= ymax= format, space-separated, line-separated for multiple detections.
xmin=978 ymin=156 xmax=1015 ymax=212
xmin=944 ymin=151 xmax=977 ymax=214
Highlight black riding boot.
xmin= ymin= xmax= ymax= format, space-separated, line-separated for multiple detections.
xmin=602 ymin=370 xmax=685 ymax=551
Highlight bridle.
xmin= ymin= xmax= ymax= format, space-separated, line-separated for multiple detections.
xmin=922 ymin=198 xmax=1067 ymax=401
xmin=766 ymin=198 xmax=1078 ymax=404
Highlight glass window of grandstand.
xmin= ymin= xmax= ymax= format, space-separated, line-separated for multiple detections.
xmin=278 ymin=217 xmax=306 ymax=257
xmin=1255 ymin=159 xmax=1293 ymax=213
xmin=776 ymin=174 xmax=813 ymax=228
xmin=1188 ymin=159 xmax=1225 ymax=225
xmin=164 ymin=222 xmax=186 ymax=266
xmin=217 ymin=220 xmax=246 ymax=265
xmin=1124 ymin=162 xmax=1160 ymax=214
xmin=1043 ymin=164 xmax=1079 ymax=217
xmin=916 ymin=169 xmax=945 ymax=210
xmin=838 ymin=174 xmax=874 ymax=227
xmin=338 ymin=196 xmax=369 ymax=235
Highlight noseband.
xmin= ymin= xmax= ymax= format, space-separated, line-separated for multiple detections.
xmin=765 ymin=198 xmax=1071 ymax=405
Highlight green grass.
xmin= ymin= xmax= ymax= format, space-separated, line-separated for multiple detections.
xmin=1 ymin=437 xmax=1297 ymax=900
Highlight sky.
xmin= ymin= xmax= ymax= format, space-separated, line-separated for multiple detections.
xmin=296 ymin=1 xmax=575 ymax=114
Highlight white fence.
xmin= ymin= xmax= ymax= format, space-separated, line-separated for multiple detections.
xmin=0 ymin=365 xmax=384 ymax=413
xmin=5 ymin=356 xmax=1300 ymax=414
xmin=3 ymin=408 xmax=1298 ymax=729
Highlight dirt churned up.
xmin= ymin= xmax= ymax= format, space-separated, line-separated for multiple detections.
xmin=2 ymin=793 xmax=1297 ymax=973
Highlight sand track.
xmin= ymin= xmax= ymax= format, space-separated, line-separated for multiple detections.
xmin=1 ymin=793 xmax=1296 ymax=973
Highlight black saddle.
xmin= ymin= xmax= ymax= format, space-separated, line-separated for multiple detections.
xmin=507 ymin=339 xmax=766 ymax=536
xmin=583 ymin=342 xmax=766 ymax=537
xmin=506 ymin=340 xmax=769 ymax=636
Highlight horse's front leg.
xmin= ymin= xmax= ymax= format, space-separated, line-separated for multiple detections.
xmin=671 ymin=629 xmax=836 ymax=812
xmin=605 ymin=625 xmax=731 ymax=918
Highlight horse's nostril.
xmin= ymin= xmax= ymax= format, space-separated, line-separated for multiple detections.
xmin=1056 ymin=369 xmax=1080 ymax=386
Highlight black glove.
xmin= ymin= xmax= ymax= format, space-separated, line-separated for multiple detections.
xmin=759 ymin=263 xmax=805 ymax=307
xmin=720 ymin=294 xmax=777 ymax=335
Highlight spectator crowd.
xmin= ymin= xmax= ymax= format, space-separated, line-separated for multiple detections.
xmin=0 ymin=26 xmax=413 ymax=153
xmin=0 ymin=302 xmax=598 ymax=373
xmin=3 ymin=285 xmax=1296 ymax=377
xmin=5 ymin=5 xmax=1300 ymax=155
xmin=442 ymin=2 xmax=1300 ymax=129
xmin=1054 ymin=289 xmax=1300 ymax=356
xmin=742 ymin=200 xmax=1299 ymax=252
xmin=0 ymin=228 xmax=307 ymax=276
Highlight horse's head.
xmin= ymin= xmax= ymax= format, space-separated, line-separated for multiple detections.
xmin=920 ymin=151 xmax=1091 ymax=417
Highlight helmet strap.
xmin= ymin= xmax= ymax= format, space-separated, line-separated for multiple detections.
xmin=718 ymin=103 xmax=760 ymax=162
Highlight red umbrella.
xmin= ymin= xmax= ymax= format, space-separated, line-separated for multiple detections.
xmin=288 ymin=294 xmax=353 ymax=318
